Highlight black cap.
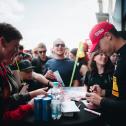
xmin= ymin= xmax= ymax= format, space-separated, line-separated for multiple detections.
xmin=18 ymin=60 xmax=35 ymax=71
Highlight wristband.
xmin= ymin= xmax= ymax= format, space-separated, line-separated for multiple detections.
xmin=47 ymin=81 xmax=52 ymax=89
xmin=47 ymin=81 xmax=50 ymax=87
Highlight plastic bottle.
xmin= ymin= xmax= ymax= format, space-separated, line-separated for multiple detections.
xmin=51 ymin=82 xmax=62 ymax=120
xmin=56 ymin=100 xmax=62 ymax=119
xmin=51 ymin=99 xmax=58 ymax=120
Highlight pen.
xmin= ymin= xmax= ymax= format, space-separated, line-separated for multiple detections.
xmin=84 ymin=108 xmax=101 ymax=116
xmin=78 ymin=104 xmax=81 ymax=109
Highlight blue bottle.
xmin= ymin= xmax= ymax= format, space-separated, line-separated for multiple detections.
xmin=42 ymin=96 xmax=52 ymax=121
xmin=34 ymin=97 xmax=43 ymax=121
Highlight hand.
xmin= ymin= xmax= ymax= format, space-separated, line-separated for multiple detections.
xmin=48 ymin=81 xmax=53 ymax=88
xmin=44 ymin=70 xmax=56 ymax=80
xmin=29 ymin=87 xmax=48 ymax=98
xmin=86 ymin=92 xmax=102 ymax=106
xmin=28 ymin=98 xmax=34 ymax=109
xmin=89 ymin=85 xmax=102 ymax=96
xmin=20 ymin=84 xmax=29 ymax=93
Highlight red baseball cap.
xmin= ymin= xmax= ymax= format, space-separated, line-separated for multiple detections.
xmin=89 ymin=21 xmax=114 ymax=52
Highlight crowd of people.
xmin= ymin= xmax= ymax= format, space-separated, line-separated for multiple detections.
xmin=0 ymin=21 xmax=126 ymax=126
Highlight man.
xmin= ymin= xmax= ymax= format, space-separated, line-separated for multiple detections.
xmin=44 ymin=38 xmax=81 ymax=86
xmin=18 ymin=59 xmax=53 ymax=91
xmin=32 ymin=42 xmax=51 ymax=75
xmin=86 ymin=21 xmax=126 ymax=126
xmin=0 ymin=23 xmax=47 ymax=125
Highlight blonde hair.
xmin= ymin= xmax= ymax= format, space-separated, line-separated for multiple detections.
xmin=37 ymin=42 xmax=46 ymax=49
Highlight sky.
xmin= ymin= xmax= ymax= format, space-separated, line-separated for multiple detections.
xmin=0 ymin=0 xmax=99 ymax=55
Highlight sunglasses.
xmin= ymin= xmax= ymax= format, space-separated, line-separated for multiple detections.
xmin=34 ymin=51 xmax=38 ymax=54
xmin=55 ymin=44 xmax=65 ymax=47
xmin=38 ymin=50 xmax=46 ymax=53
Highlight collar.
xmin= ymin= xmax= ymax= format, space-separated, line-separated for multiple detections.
xmin=116 ymin=44 xmax=126 ymax=56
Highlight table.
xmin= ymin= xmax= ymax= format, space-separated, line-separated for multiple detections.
xmin=18 ymin=102 xmax=104 ymax=126
xmin=12 ymin=87 xmax=105 ymax=126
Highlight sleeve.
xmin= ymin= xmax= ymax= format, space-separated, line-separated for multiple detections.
xmin=44 ymin=61 xmax=50 ymax=74
xmin=100 ymin=97 xmax=126 ymax=112
xmin=84 ymin=71 xmax=90 ymax=86
xmin=104 ymin=74 xmax=113 ymax=97
xmin=3 ymin=104 xmax=32 ymax=121
xmin=31 ymin=58 xmax=37 ymax=72
xmin=73 ymin=62 xmax=81 ymax=81
xmin=8 ymin=93 xmax=31 ymax=108
xmin=0 ymin=84 xmax=4 ymax=123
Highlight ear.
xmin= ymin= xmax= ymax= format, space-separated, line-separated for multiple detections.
xmin=93 ymin=56 xmax=97 ymax=62
xmin=0 ymin=37 xmax=7 ymax=48
xmin=104 ymin=32 xmax=112 ymax=40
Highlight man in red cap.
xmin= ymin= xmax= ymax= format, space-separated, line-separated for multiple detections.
xmin=86 ymin=21 xmax=126 ymax=126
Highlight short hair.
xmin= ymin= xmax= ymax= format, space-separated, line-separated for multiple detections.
xmin=37 ymin=42 xmax=46 ymax=49
xmin=53 ymin=38 xmax=65 ymax=46
xmin=0 ymin=22 xmax=23 ymax=42
xmin=70 ymin=48 xmax=77 ymax=56
xmin=109 ymin=27 xmax=120 ymax=38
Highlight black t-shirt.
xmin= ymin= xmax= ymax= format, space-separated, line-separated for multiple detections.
xmin=24 ymin=80 xmax=44 ymax=91
xmin=84 ymin=71 xmax=113 ymax=96
xmin=100 ymin=44 xmax=126 ymax=125
xmin=32 ymin=56 xmax=51 ymax=75
xmin=112 ymin=44 xmax=126 ymax=99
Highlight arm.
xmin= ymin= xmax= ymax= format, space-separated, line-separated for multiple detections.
xmin=32 ymin=72 xmax=49 ymax=85
xmin=100 ymin=97 xmax=126 ymax=111
xmin=73 ymin=80 xmax=80 ymax=86
xmin=86 ymin=92 xmax=126 ymax=112
xmin=12 ymin=70 xmax=22 ymax=87
xmin=80 ymin=65 xmax=88 ymax=76
xmin=3 ymin=104 xmax=32 ymax=121
xmin=32 ymin=72 xmax=53 ymax=87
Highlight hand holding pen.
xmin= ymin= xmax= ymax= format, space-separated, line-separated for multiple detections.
xmin=89 ymin=84 xmax=102 ymax=96
xmin=44 ymin=70 xmax=56 ymax=80
xmin=89 ymin=85 xmax=106 ymax=96
xmin=85 ymin=92 xmax=102 ymax=106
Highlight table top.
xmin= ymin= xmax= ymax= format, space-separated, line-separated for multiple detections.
xmin=11 ymin=87 xmax=104 ymax=126
xmin=23 ymin=102 xmax=103 ymax=126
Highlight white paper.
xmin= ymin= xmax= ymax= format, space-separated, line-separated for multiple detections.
xmin=61 ymin=101 xmax=80 ymax=113
xmin=54 ymin=70 xmax=65 ymax=86
xmin=63 ymin=87 xmax=86 ymax=100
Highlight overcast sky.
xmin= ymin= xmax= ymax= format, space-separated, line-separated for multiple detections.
xmin=0 ymin=0 xmax=99 ymax=54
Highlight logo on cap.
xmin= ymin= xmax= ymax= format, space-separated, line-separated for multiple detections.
xmin=95 ymin=28 xmax=104 ymax=37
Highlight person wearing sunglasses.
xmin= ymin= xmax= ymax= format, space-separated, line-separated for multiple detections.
xmin=32 ymin=42 xmax=51 ymax=75
xmin=44 ymin=38 xmax=81 ymax=87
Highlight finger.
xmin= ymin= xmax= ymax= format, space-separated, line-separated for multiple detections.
xmin=43 ymin=91 xmax=48 ymax=96
xmin=86 ymin=92 xmax=91 ymax=97
xmin=49 ymin=75 xmax=55 ymax=80
xmin=89 ymin=88 xmax=93 ymax=92
xmin=86 ymin=97 xmax=92 ymax=103
xmin=42 ymin=87 xmax=48 ymax=91
xmin=89 ymin=87 xmax=94 ymax=92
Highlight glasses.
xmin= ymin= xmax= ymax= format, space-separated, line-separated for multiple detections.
xmin=55 ymin=44 xmax=65 ymax=47
xmin=38 ymin=50 xmax=46 ymax=54
xmin=33 ymin=51 xmax=38 ymax=54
